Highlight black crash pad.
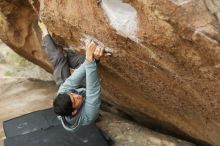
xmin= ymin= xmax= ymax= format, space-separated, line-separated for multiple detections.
xmin=3 ymin=108 xmax=60 ymax=138
xmin=3 ymin=108 xmax=112 ymax=146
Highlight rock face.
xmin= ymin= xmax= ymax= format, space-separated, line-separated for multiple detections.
xmin=1 ymin=0 xmax=220 ymax=145
xmin=0 ymin=0 xmax=52 ymax=72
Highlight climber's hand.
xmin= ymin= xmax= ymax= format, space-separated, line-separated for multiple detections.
xmin=86 ymin=41 xmax=97 ymax=62
xmin=94 ymin=46 xmax=104 ymax=60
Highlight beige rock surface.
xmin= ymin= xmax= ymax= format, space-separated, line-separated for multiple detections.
xmin=0 ymin=0 xmax=220 ymax=145
xmin=0 ymin=0 xmax=52 ymax=72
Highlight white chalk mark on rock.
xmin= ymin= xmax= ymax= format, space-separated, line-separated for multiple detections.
xmin=169 ymin=0 xmax=192 ymax=6
xmin=101 ymin=0 xmax=139 ymax=42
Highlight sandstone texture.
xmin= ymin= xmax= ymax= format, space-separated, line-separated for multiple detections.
xmin=1 ymin=0 xmax=220 ymax=145
xmin=0 ymin=0 xmax=52 ymax=72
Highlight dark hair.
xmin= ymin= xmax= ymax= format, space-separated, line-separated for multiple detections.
xmin=53 ymin=93 xmax=74 ymax=116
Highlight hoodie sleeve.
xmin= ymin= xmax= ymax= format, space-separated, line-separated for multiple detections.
xmin=80 ymin=60 xmax=101 ymax=125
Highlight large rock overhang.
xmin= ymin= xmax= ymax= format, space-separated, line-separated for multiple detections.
xmin=1 ymin=0 xmax=220 ymax=145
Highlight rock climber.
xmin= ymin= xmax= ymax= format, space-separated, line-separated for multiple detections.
xmin=42 ymin=27 xmax=107 ymax=131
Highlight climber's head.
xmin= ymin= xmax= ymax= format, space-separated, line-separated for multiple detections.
xmin=53 ymin=92 xmax=84 ymax=116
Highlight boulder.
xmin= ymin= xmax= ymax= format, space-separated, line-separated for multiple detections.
xmin=0 ymin=0 xmax=52 ymax=72
xmin=1 ymin=0 xmax=220 ymax=145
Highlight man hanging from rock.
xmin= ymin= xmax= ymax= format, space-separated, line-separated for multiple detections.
xmin=42 ymin=26 xmax=106 ymax=131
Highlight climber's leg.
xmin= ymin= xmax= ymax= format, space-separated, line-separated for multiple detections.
xmin=66 ymin=49 xmax=86 ymax=88
xmin=66 ymin=49 xmax=85 ymax=69
xmin=42 ymin=34 xmax=70 ymax=86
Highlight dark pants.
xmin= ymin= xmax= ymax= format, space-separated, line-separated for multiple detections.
xmin=42 ymin=34 xmax=85 ymax=87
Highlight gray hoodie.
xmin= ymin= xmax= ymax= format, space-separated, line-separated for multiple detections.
xmin=57 ymin=60 xmax=101 ymax=131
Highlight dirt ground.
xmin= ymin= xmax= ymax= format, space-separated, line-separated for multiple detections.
xmin=0 ymin=43 xmax=194 ymax=146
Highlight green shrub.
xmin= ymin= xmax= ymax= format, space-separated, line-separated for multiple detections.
xmin=7 ymin=51 xmax=31 ymax=67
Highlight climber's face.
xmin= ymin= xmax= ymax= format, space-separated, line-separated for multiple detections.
xmin=68 ymin=92 xmax=84 ymax=115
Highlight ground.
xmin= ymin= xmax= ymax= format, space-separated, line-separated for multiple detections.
xmin=0 ymin=43 xmax=194 ymax=146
